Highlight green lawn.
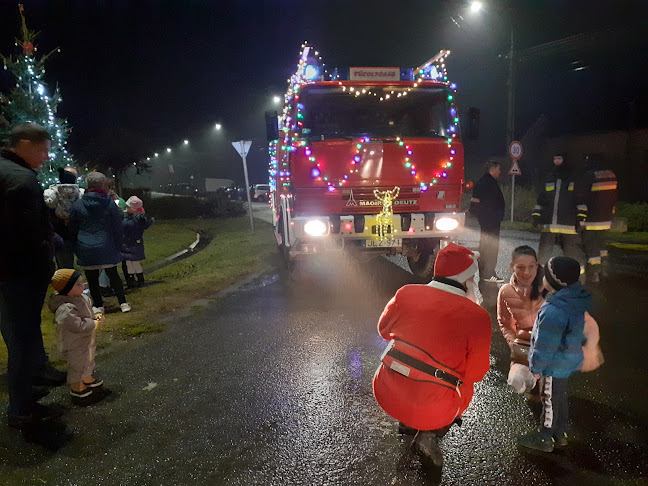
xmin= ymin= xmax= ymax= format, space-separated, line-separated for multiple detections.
xmin=0 ymin=217 xmax=278 ymax=377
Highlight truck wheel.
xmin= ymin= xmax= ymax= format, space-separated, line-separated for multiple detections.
xmin=257 ymin=195 xmax=265 ymax=202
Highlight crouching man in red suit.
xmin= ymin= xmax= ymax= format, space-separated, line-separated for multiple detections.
xmin=373 ymin=243 xmax=492 ymax=468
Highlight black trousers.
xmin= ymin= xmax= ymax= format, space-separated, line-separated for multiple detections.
xmin=537 ymin=232 xmax=585 ymax=268
xmin=581 ymin=229 xmax=605 ymax=266
xmin=0 ymin=278 xmax=50 ymax=416
xmin=85 ymin=266 xmax=126 ymax=307
xmin=539 ymin=375 xmax=569 ymax=439
xmin=478 ymin=223 xmax=501 ymax=279
xmin=54 ymin=240 xmax=75 ymax=269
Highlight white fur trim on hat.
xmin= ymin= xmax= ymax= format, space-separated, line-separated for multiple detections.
xmin=447 ymin=259 xmax=479 ymax=283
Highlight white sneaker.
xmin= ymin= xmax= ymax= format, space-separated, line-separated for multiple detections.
xmin=120 ymin=303 xmax=132 ymax=313
xmin=92 ymin=306 xmax=105 ymax=315
xmin=482 ymin=276 xmax=505 ymax=284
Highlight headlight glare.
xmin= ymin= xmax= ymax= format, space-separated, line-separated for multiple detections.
xmin=435 ymin=217 xmax=459 ymax=231
xmin=304 ymin=219 xmax=328 ymax=236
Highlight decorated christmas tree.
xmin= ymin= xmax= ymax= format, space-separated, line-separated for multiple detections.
xmin=0 ymin=4 xmax=74 ymax=187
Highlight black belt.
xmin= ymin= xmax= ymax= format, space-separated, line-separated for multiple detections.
xmin=387 ymin=348 xmax=463 ymax=387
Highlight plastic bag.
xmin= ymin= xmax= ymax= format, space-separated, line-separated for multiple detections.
xmin=507 ymin=363 xmax=537 ymax=394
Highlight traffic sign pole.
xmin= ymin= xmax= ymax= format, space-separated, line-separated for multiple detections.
xmin=233 ymin=140 xmax=254 ymax=232
xmin=508 ymin=141 xmax=523 ymax=223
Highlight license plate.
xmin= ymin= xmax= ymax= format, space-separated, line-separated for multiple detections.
xmin=364 ymin=238 xmax=402 ymax=248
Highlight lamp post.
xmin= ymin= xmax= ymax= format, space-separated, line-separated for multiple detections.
xmin=469 ymin=1 xmax=516 ymax=153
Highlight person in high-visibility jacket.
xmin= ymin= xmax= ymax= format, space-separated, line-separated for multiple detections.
xmin=531 ymin=154 xmax=586 ymax=272
xmin=373 ymin=243 xmax=491 ymax=468
xmin=579 ymin=157 xmax=617 ymax=282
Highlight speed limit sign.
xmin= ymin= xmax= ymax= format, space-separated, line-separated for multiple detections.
xmin=509 ymin=141 xmax=523 ymax=160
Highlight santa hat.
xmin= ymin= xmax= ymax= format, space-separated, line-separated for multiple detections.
xmin=434 ymin=243 xmax=479 ymax=283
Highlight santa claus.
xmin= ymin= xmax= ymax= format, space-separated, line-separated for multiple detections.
xmin=372 ymin=243 xmax=492 ymax=467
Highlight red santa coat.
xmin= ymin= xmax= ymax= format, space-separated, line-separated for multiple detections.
xmin=373 ymin=280 xmax=492 ymax=431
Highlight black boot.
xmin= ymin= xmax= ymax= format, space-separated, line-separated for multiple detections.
xmin=136 ymin=273 xmax=145 ymax=288
xmin=125 ymin=273 xmax=136 ymax=289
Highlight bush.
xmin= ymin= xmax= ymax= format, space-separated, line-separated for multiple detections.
xmin=133 ymin=192 xmax=247 ymax=220
xmin=615 ymin=202 xmax=648 ymax=232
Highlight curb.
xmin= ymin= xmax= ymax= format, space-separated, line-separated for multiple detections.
xmin=164 ymin=233 xmax=201 ymax=261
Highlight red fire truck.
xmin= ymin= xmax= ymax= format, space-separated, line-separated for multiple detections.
xmin=268 ymin=46 xmax=467 ymax=279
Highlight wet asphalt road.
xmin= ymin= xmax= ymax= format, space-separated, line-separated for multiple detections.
xmin=1 ymin=209 xmax=647 ymax=485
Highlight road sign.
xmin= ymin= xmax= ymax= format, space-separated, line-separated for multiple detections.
xmin=232 ymin=140 xmax=252 ymax=158
xmin=508 ymin=159 xmax=522 ymax=176
xmin=509 ymin=140 xmax=523 ymax=160
xmin=232 ymin=140 xmax=254 ymax=232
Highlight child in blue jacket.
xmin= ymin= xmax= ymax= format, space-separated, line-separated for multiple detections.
xmin=519 ymin=256 xmax=591 ymax=452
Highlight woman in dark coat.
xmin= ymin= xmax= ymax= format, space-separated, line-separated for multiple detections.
xmin=69 ymin=172 xmax=131 ymax=313
xmin=121 ymin=196 xmax=154 ymax=288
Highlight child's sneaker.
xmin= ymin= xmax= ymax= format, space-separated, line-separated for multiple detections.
xmin=554 ymin=432 xmax=568 ymax=448
xmin=92 ymin=306 xmax=105 ymax=315
xmin=82 ymin=378 xmax=104 ymax=388
xmin=71 ymin=387 xmax=111 ymax=407
xmin=120 ymin=303 xmax=132 ymax=313
xmin=518 ymin=431 xmax=554 ymax=452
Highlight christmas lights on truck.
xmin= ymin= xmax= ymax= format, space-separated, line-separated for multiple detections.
xmin=266 ymin=45 xmax=467 ymax=278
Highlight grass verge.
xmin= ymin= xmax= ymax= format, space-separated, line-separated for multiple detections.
xmin=0 ymin=217 xmax=278 ymax=375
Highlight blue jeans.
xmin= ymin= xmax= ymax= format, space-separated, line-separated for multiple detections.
xmin=0 ymin=278 xmax=50 ymax=416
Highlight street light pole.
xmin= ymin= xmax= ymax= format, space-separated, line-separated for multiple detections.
xmin=505 ymin=26 xmax=516 ymax=151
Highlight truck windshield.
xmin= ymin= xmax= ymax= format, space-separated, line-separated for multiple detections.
xmin=299 ymin=85 xmax=451 ymax=140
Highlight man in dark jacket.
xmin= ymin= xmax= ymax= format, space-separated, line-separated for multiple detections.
xmin=0 ymin=123 xmax=66 ymax=429
xmin=470 ymin=160 xmax=505 ymax=283
xmin=532 ymin=154 xmax=586 ymax=272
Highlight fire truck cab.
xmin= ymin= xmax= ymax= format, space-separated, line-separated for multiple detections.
xmin=268 ymin=47 xmax=466 ymax=279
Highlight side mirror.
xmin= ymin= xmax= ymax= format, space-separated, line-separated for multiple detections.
xmin=466 ymin=107 xmax=480 ymax=140
xmin=265 ymin=110 xmax=279 ymax=142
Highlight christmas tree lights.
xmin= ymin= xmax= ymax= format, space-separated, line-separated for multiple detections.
xmin=0 ymin=4 xmax=75 ymax=187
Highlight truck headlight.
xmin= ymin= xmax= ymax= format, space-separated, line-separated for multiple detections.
xmin=304 ymin=219 xmax=329 ymax=236
xmin=435 ymin=217 xmax=459 ymax=231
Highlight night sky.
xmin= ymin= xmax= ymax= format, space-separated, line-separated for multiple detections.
xmin=1 ymin=0 xmax=646 ymax=187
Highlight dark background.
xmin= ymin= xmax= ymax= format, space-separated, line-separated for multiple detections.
xmin=1 ymin=0 xmax=646 ymax=188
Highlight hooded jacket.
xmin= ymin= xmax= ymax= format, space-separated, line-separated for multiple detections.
xmin=0 ymin=149 xmax=55 ymax=281
xmin=48 ymin=293 xmax=96 ymax=354
xmin=69 ymin=191 xmax=124 ymax=267
xmin=121 ymin=212 xmax=154 ymax=261
xmin=497 ymin=273 xmax=546 ymax=346
xmin=529 ymin=282 xmax=591 ymax=378
xmin=373 ymin=281 xmax=492 ymax=431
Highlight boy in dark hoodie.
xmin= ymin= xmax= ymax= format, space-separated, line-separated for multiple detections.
xmin=518 ymin=256 xmax=591 ymax=452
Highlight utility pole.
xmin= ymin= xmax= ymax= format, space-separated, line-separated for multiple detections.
xmin=505 ymin=27 xmax=516 ymax=152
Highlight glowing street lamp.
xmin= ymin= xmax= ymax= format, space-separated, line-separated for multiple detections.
xmin=154 ymin=153 xmax=159 ymax=157
xmin=166 ymin=147 xmax=172 ymax=153
xmin=183 ymin=139 xmax=189 ymax=145
xmin=470 ymin=1 xmax=483 ymax=14
xmin=273 ymin=95 xmax=281 ymax=104
xmin=215 ymin=123 xmax=222 ymax=130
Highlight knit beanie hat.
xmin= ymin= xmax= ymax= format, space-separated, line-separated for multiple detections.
xmin=58 ymin=167 xmax=77 ymax=184
xmin=434 ymin=243 xmax=479 ymax=283
xmin=545 ymin=256 xmax=580 ymax=291
xmin=51 ymin=269 xmax=82 ymax=295
xmin=126 ymin=196 xmax=144 ymax=213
